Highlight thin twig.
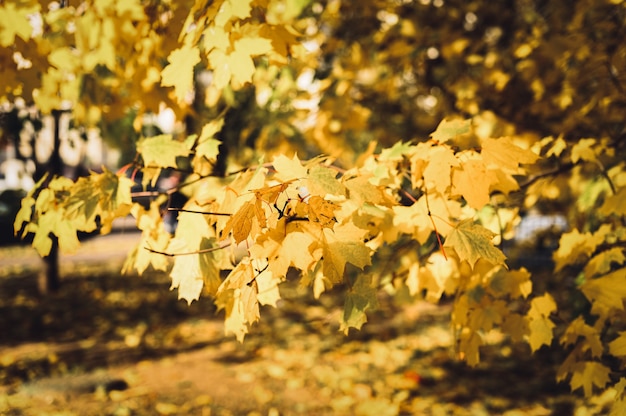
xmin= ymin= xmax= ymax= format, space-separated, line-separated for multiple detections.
xmin=168 ymin=207 xmax=231 ymax=216
xmin=145 ymin=240 xmax=232 ymax=256
xmin=424 ymin=187 xmax=448 ymax=260
xmin=518 ymin=161 xmax=575 ymax=189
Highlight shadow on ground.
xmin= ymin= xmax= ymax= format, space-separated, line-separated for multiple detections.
xmin=0 ymin=237 xmax=607 ymax=415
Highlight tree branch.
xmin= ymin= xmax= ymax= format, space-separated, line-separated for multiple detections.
xmin=145 ymin=239 xmax=232 ymax=256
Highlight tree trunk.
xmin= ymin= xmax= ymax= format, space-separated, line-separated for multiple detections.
xmin=38 ymin=110 xmax=64 ymax=294
xmin=39 ymin=237 xmax=60 ymax=294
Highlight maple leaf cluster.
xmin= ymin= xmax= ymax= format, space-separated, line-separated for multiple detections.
xmin=17 ymin=117 xmax=550 ymax=351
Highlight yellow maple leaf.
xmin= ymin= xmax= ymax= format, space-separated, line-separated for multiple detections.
xmin=216 ymin=260 xmax=263 ymax=342
xmin=451 ymin=158 xmax=496 ymax=209
xmin=307 ymin=196 xmax=338 ymax=228
xmin=526 ymin=293 xmax=556 ymax=352
xmin=488 ymin=168 xmax=521 ymax=195
xmin=458 ymin=328 xmax=482 ymax=366
xmin=529 ymin=293 xmax=557 ymax=317
xmin=419 ymin=252 xmax=458 ymax=301
xmin=37 ymin=210 xmax=81 ymax=256
xmin=488 ymin=267 xmax=532 ymax=298
xmin=195 ymin=118 xmax=224 ymax=161
xmin=528 ymin=316 xmax=556 ymax=352
xmin=609 ymin=331 xmax=626 ymax=357
xmin=253 ymin=181 xmax=295 ymax=206
xmin=344 ymin=174 xmax=387 ymax=205
xmin=553 ymin=229 xmax=596 ymax=272
xmin=430 ymin=117 xmax=472 ymax=143
xmin=215 ymin=0 xmax=253 ymax=26
xmin=599 ymin=187 xmax=626 ymax=217
xmin=251 ymin=224 xmax=318 ymax=277
xmin=255 ymin=261 xmax=281 ymax=307
xmin=584 ymin=247 xmax=626 ymax=278
xmin=221 ymin=200 xmax=261 ymax=244
xmin=161 ymin=42 xmax=201 ymax=102
xmin=480 ymin=137 xmax=539 ymax=172
xmin=340 ymin=274 xmax=379 ymax=334
xmin=581 ymin=268 xmax=626 ymax=317
xmin=444 ymin=219 xmax=507 ymax=268
xmin=571 ymin=138 xmax=597 ymax=163
xmin=123 ymin=205 xmax=171 ymax=274
xmin=468 ymin=299 xmax=507 ymax=332
xmin=203 ymin=25 xmax=230 ymax=52
xmin=393 ymin=193 xmax=460 ymax=244
xmin=322 ymin=224 xmax=371 ymax=284
xmin=207 ymin=49 xmax=231 ymax=90
xmin=559 ymin=316 xmax=603 ymax=357
xmin=0 ymin=3 xmax=37 ymax=47
xmin=570 ymin=361 xmax=611 ymax=397
xmin=272 ymin=153 xmax=308 ymax=182
xmin=208 ymin=36 xmax=273 ymax=90
xmin=421 ymin=145 xmax=459 ymax=193
xmin=168 ymin=210 xmax=221 ymax=301
xmin=136 ymin=134 xmax=191 ymax=169
xmin=169 ymin=250 xmax=204 ymax=305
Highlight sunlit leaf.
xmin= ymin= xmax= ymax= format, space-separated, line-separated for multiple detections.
xmin=0 ymin=3 xmax=38 ymax=46
xmin=444 ymin=219 xmax=507 ymax=268
xmin=451 ymin=158 xmax=495 ymax=209
xmin=161 ymin=42 xmax=201 ymax=102
xmin=430 ymin=117 xmax=472 ymax=143
xmin=581 ymin=268 xmax=626 ymax=317
xmin=137 ymin=134 xmax=191 ymax=169
xmin=480 ymin=137 xmax=539 ymax=172
xmin=584 ymin=247 xmax=626 ymax=278
xmin=272 ymin=153 xmax=308 ymax=182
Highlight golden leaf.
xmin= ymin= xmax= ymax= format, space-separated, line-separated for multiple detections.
xmin=451 ymin=158 xmax=495 ymax=209
xmin=430 ymin=117 xmax=472 ymax=143
xmin=444 ymin=219 xmax=507 ymax=268
xmin=571 ymin=138 xmax=597 ymax=163
xmin=221 ymin=200 xmax=262 ymax=244
xmin=560 ymin=316 xmax=603 ymax=358
xmin=581 ymin=268 xmax=626 ymax=317
xmin=480 ymin=137 xmax=539 ymax=172
xmin=161 ymin=42 xmax=201 ymax=102
xmin=609 ymin=331 xmax=626 ymax=357
xmin=570 ymin=361 xmax=611 ymax=397
xmin=421 ymin=145 xmax=459 ymax=193
xmin=526 ymin=293 xmax=556 ymax=352
xmin=307 ymin=196 xmax=338 ymax=228
xmin=272 ymin=153 xmax=308 ymax=182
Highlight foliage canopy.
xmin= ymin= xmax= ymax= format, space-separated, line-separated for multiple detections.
xmin=4 ymin=0 xmax=626 ymax=412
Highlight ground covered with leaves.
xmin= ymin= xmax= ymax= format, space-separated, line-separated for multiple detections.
xmin=0 ymin=232 xmax=611 ymax=415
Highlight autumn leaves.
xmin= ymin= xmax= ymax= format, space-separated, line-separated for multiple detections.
xmin=16 ymin=117 xmax=548 ymax=353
